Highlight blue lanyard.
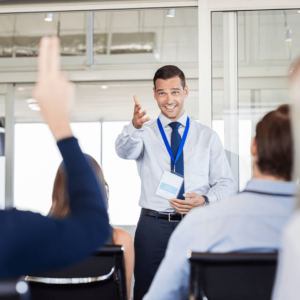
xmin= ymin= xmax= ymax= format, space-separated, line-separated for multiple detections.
xmin=157 ymin=117 xmax=190 ymax=172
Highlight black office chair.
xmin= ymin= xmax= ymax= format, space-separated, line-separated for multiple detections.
xmin=189 ymin=252 xmax=278 ymax=300
xmin=25 ymin=245 xmax=127 ymax=300
xmin=0 ymin=279 xmax=30 ymax=300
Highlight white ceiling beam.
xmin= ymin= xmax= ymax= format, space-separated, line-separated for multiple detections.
xmin=0 ymin=0 xmax=197 ymax=14
xmin=1 ymin=0 xmax=298 ymax=14
xmin=208 ymin=0 xmax=300 ymax=11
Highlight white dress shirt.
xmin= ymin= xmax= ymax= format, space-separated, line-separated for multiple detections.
xmin=115 ymin=112 xmax=236 ymax=212
xmin=272 ymin=211 xmax=300 ymax=300
xmin=144 ymin=179 xmax=297 ymax=300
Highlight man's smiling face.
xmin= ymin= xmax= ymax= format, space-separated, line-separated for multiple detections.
xmin=153 ymin=76 xmax=189 ymax=121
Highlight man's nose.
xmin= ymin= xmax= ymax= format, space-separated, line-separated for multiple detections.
xmin=166 ymin=93 xmax=172 ymax=102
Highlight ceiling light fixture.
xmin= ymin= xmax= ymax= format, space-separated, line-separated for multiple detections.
xmin=101 ymin=85 xmax=108 ymax=89
xmin=167 ymin=9 xmax=175 ymax=18
xmin=44 ymin=13 xmax=53 ymax=22
xmin=18 ymin=87 xmax=24 ymax=91
xmin=27 ymin=99 xmax=40 ymax=111
xmin=298 ymin=10 xmax=300 ymax=13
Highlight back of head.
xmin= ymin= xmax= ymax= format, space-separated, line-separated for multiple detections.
xmin=49 ymin=155 xmax=108 ymax=218
xmin=153 ymin=65 xmax=186 ymax=90
xmin=255 ymin=104 xmax=293 ymax=181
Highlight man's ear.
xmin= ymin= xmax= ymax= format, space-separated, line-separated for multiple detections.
xmin=153 ymin=87 xmax=157 ymax=101
xmin=184 ymin=85 xmax=189 ymax=98
xmin=251 ymin=137 xmax=257 ymax=158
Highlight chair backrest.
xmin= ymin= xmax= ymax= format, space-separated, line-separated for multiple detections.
xmin=25 ymin=245 xmax=127 ymax=300
xmin=0 ymin=279 xmax=30 ymax=300
xmin=189 ymin=252 xmax=278 ymax=300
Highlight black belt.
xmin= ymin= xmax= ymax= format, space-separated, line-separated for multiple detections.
xmin=141 ymin=208 xmax=185 ymax=222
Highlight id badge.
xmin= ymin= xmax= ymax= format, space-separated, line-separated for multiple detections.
xmin=156 ymin=171 xmax=184 ymax=199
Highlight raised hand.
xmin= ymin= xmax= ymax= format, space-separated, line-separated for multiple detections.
xmin=132 ymin=95 xmax=150 ymax=129
xmin=32 ymin=36 xmax=74 ymax=141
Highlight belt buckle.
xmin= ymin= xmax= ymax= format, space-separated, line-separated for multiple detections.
xmin=168 ymin=213 xmax=180 ymax=222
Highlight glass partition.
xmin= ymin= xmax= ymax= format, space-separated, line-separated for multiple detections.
xmin=212 ymin=9 xmax=299 ymax=191
xmin=0 ymin=8 xmax=198 ymax=71
xmin=8 ymin=6 xmax=198 ymax=224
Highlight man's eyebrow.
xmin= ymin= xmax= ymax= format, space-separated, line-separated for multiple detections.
xmin=156 ymin=88 xmax=181 ymax=92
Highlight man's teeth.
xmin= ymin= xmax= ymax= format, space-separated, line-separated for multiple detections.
xmin=166 ymin=105 xmax=175 ymax=109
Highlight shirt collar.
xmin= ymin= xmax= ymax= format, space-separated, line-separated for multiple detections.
xmin=243 ymin=178 xmax=297 ymax=196
xmin=158 ymin=112 xmax=187 ymax=128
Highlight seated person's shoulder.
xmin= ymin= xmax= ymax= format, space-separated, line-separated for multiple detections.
xmin=183 ymin=193 xmax=244 ymax=225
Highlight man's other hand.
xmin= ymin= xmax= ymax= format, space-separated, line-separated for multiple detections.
xmin=169 ymin=193 xmax=206 ymax=214
xmin=132 ymin=95 xmax=150 ymax=129
xmin=32 ymin=36 xmax=74 ymax=141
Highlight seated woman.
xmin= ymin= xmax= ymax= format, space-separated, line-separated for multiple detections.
xmin=49 ymin=155 xmax=134 ymax=299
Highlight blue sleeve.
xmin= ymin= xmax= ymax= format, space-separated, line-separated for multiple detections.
xmin=0 ymin=137 xmax=110 ymax=278
xmin=143 ymin=215 xmax=196 ymax=300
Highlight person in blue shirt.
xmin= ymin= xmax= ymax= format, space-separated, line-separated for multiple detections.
xmin=144 ymin=104 xmax=296 ymax=300
xmin=0 ymin=36 xmax=110 ymax=278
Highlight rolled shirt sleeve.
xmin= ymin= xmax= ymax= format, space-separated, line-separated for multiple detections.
xmin=115 ymin=121 xmax=145 ymax=160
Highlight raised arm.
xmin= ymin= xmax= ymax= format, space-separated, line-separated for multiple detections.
xmin=0 ymin=36 xmax=110 ymax=278
xmin=115 ymin=96 xmax=150 ymax=160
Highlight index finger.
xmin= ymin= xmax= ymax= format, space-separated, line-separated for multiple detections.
xmin=170 ymin=199 xmax=188 ymax=205
xmin=133 ymin=95 xmax=140 ymax=106
xmin=37 ymin=37 xmax=50 ymax=80
xmin=48 ymin=36 xmax=60 ymax=74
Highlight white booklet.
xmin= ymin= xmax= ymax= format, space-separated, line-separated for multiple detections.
xmin=156 ymin=171 xmax=184 ymax=200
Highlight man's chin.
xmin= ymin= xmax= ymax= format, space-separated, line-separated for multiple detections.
xmin=162 ymin=110 xmax=178 ymax=120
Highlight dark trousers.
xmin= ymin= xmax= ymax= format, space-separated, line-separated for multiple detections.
xmin=133 ymin=213 xmax=180 ymax=300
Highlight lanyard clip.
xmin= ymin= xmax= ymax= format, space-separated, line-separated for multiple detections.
xmin=173 ymin=165 xmax=176 ymax=172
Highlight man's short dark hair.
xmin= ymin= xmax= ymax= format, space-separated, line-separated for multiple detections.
xmin=153 ymin=65 xmax=186 ymax=90
xmin=256 ymin=104 xmax=293 ymax=181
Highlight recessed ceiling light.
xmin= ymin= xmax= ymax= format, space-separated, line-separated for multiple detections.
xmin=298 ymin=10 xmax=300 ymax=13
xmin=101 ymin=85 xmax=108 ymax=89
xmin=27 ymin=98 xmax=40 ymax=111
xmin=18 ymin=87 xmax=23 ymax=91
xmin=44 ymin=13 xmax=53 ymax=22
xmin=167 ymin=9 xmax=175 ymax=18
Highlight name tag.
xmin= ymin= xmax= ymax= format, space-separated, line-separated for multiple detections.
xmin=156 ymin=171 xmax=184 ymax=199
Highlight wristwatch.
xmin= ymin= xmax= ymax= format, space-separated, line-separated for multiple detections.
xmin=202 ymin=195 xmax=209 ymax=204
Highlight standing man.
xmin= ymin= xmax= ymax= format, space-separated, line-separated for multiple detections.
xmin=115 ymin=65 xmax=235 ymax=300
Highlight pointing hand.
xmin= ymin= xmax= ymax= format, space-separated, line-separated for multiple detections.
xmin=132 ymin=95 xmax=150 ymax=129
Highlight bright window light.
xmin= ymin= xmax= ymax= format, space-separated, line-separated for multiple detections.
xmin=103 ymin=122 xmax=141 ymax=226
xmin=14 ymin=122 xmax=101 ymax=215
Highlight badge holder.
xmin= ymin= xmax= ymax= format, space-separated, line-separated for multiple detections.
xmin=156 ymin=170 xmax=184 ymax=200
